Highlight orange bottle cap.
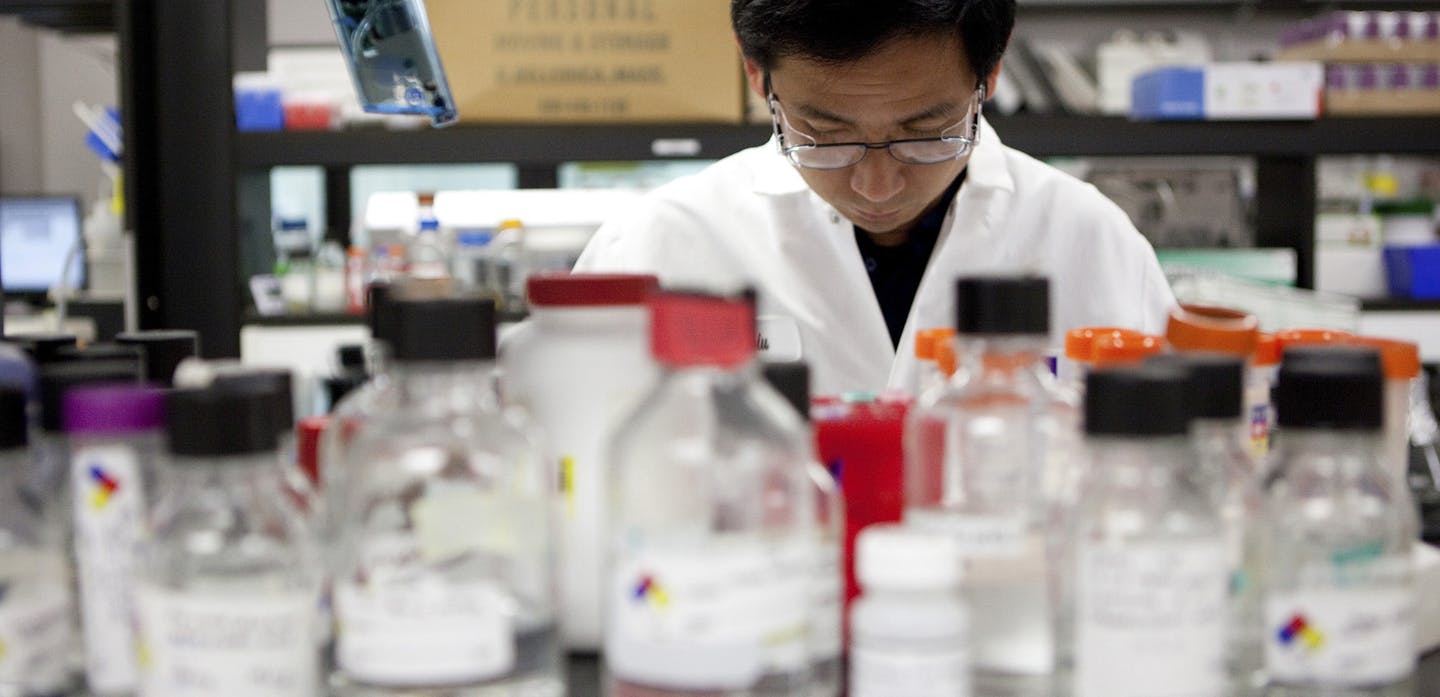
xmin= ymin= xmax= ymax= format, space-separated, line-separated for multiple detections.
xmin=915 ymin=328 xmax=956 ymax=361
xmin=1092 ymin=332 xmax=1166 ymax=368
xmin=1253 ymin=333 xmax=1281 ymax=367
xmin=1274 ymin=328 xmax=1352 ymax=352
xmin=1166 ymin=304 xmax=1259 ymax=357
xmin=1065 ymin=327 xmax=1140 ymax=362
xmin=936 ymin=340 xmax=959 ymax=377
xmin=1349 ymin=337 xmax=1421 ymax=380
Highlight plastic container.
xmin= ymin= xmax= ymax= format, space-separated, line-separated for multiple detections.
xmin=0 ymin=386 xmax=74 ymax=696
xmin=1249 ymin=333 xmax=1281 ymax=459
xmin=63 ymin=384 xmax=166 ymax=697
xmin=1264 ymin=346 xmax=1417 ymax=693
xmin=1351 ymin=338 xmax=1423 ymax=510
xmin=1384 ymin=244 xmax=1440 ymax=299
xmin=906 ymin=277 xmax=1073 ymax=689
xmin=233 ymin=72 xmax=285 ymax=132
xmin=1090 ymin=331 xmax=1165 ymax=368
xmin=914 ymin=328 xmax=957 ymax=397
xmin=1376 ymin=199 xmax=1437 ymax=246
xmin=849 ymin=524 xmax=970 ymax=697
xmin=1059 ymin=327 xmax=1140 ymax=396
xmin=135 ymin=388 xmax=318 ymax=696
xmin=1075 ymin=364 xmax=1229 ymax=697
xmin=499 ymin=273 xmax=659 ymax=651
xmin=604 ymin=291 xmax=820 ymax=696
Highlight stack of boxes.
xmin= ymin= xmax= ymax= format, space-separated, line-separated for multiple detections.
xmin=1280 ymin=11 xmax=1440 ymax=116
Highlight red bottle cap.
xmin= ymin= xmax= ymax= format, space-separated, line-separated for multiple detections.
xmin=296 ymin=416 xmax=329 ymax=487
xmin=527 ymin=273 xmax=659 ymax=307
xmin=649 ymin=291 xmax=755 ymax=368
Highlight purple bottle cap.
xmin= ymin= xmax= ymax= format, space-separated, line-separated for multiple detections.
xmin=1356 ymin=64 xmax=1381 ymax=90
xmin=1326 ymin=65 xmax=1350 ymax=90
xmin=1390 ymin=64 xmax=1413 ymax=90
xmin=64 ymin=385 xmax=165 ymax=434
xmin=1428 ymin=13 xmax=1440 ymax=41
xmin=1421 ymin=65 xmax=1440 ymax=90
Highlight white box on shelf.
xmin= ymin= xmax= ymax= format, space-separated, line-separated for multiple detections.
xmin=1205 ymin=62 xmax=1324 ymax=120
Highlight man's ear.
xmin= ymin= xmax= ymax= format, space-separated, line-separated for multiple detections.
xmin=985 ymin=59 xmax=1003 ymax=99
xmin=742 ymin=53 xmax=767 ymax=99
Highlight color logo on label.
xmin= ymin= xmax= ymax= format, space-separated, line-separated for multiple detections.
xmin=88 ymin=465 xmax=120 ymax=510
xmin=1277 ymin=614 xmax=1325 ymax=652
xmin=632 ymin=575 xmax=668 ymax=610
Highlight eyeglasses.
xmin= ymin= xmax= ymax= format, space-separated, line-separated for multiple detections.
xmin=768 ymin=86 xmax=985 ymax=170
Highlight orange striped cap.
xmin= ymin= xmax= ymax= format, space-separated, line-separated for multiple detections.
xmin=1349 ymin=337 xmax=1421 ymax=380
xmin=1092 ymin=332 xmax=1166 ymax=368
xmin=1253 ymin=333 xmax=1281 ymax=367
xmin=1065 ymin=327 xmax=1140 ymax=362
xmin=1166 ymin=304 xmax=1259 ymax=357
xmin=915 ymin=328 xmax=957 ymax=361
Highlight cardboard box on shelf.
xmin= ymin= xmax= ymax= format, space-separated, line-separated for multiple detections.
xmin=426 ymin=0 xmax=743 ymax=124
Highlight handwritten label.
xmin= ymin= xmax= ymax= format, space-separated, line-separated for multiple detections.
xmin=135 ymin=586 xmax=316 ymax=697
xmin=606 ymin=545 xmax=809 ymax=690
xmin=1076 ymin=541 xmax=1228 ymax=697
xmin=336 ymin=581 xmax=514 ymax=686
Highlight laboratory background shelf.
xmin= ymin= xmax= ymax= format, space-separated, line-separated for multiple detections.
xmin=114 ymin=0 xmax=1440 ymax=357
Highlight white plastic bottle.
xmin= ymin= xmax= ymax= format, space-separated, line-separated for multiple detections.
xmin=500 ymin=272 xmax=660 ymax=652
xmin=849 ymin=524 xmax=970 ymax=697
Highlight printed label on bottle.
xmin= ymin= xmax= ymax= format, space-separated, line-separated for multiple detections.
xmin=71 ymin=444 xmax=146 ymax=693
xmin=1076 ymin=541 xmax=1228 ymax=697
xmin=0 ymin=574 xmax=73 ymax=693
xmin=1265 ymin=587 xmax=1415 ymax=686
xmin=1248 ymin=403 xmax=1271 ymax=458
xmin=850 ymin=646 xmax=971 ymax=697
xmin=913 ymin=513 xmax=1026 ymax=558
xmin=134 ymin=586 xmax=316 ymax=697
xmin=606 ymin=545 xmax=809 ymax=690
xmin=335 ymin=581 xmax=515 ymax=686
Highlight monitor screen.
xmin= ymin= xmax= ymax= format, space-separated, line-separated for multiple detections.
xmin=0 ymin=196 xmax=84 ymax=295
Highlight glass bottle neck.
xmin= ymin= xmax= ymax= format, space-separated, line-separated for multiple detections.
xmin=165 ymin=451 xmax=285 ymax=489
xmin=1085 ymin=434 xmax=1197 ymax=494
xmin=1276 ymin=429 xmax=1383 ymax=471
xmin=391 ymin=359 xmax=499 ymax=410
xmin=957 ymin=335 xmax=1050 ymax=384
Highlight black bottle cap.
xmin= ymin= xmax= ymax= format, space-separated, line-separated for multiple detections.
xmin=367 ymin=282 xmax=399 ymax=343
xmin=8 ymin=333 xmax=79 ymax=364
xmin=325 ymin=374 xmax=368 ymax=412
xmin=0 ymin=386 xmax=28 ymax=450
xmin=1275 ymin=345 xmax=1383 ymax=431
xmin=391 ymin=297 xmax=497 ymax=362
xmin=53 ymin=344 xmax=146 ymax=380
xmin=1145 ymin=352 xmax=1245 ymax=421
xmin=1085 ymin=364 xmax=1191 ymax=437
xmin=210 ymin=368 xmax=295 ymax=435
xmin=38 ymin=360 xmax=142 ymax=432
xmin=954 ymin=276 xmax=1050 ymax=335
xmin=762 ymin=361 xmax=811 ymax=424
xmin=115 ymin=330 xmax=200 ymax=387
xmin=337 ymin=344 xmax=367 ymax=372
xmin=166 ymin=388 xmax=278 ymax=457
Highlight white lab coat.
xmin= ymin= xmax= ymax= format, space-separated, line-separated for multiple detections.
xmin=572 ymin=117 xmax=1177 ymax=397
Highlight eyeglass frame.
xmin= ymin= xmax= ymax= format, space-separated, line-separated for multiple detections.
xmin=765 ymin=73 xmax=986 ymax=170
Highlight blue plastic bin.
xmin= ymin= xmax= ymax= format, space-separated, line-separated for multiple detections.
xmin=1383 ymin=245 xmax=1440 ymax=299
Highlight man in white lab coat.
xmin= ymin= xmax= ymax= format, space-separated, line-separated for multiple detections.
xmin=573 ymin=0 xmax=1177 ymax=396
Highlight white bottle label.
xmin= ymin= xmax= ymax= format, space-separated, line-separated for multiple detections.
xmin=72 ymin=444 xmax=145 ymax=693
xmin=134 ymin=587 xmax=316 ymax=697
xmin=606 ymin=545 xmax=809 ymax=690
xmin=1076 ymin=541 xmax=1228 ymax=697
xmin=1265 ymin=588 xmax=1416 ymax=686
xmin=809 ymin=543 xmax=843 ymax=660
xmin=850 ymin=645 xmax=971 ymax=697
xmin=0 ymin=573 xmax=73 ymax=693
xmin=335 ymin=581 xmax=515 ymax=686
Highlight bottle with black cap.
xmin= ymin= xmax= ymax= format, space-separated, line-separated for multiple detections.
xmin=1263 ymin=346 xmax=1416 ymax=695
xmin=114 ymin=330 xmax=199 ymax=388
xmin=904 ymin=275 xmax=1073 ymax=688
xmin=1073 ymin=365 xmax=1228 ymax=697
xmin=1146 ymin=352 xmax=1265 ymax=694
xmin=763 ymin=360 xmax=844 ymax=697
xmin=0 ymin=385 xmax=75 ymax=696
xmin=326 ymin=295 xmax=559 ymax=696
xmin=605 ymin=290 xmax=819 ymax=696
xmin=132 ymin=387 xmax=318 ymax=695
xmin=318 ymin=281 xmax=400 ymax=499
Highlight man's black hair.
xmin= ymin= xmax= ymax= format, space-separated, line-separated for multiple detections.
xmin=732 ymin=0 xmax=1016 ymax=87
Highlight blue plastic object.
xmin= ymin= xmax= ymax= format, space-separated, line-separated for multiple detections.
xmin=1132 ymin=67 xmax=1206 ymax=121
xmin=325 ymin=0 xmax=458 ymax=126
xmin=236 ymin=86 xmax=285 ymax=132
xmin=1383 ymin=245 xmax=1440 ymax=299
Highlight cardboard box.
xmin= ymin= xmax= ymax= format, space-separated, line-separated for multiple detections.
xmin=426 ymin=0 xmax=743 ymax=124
xmin=1131 ymin=63 xmax=1323 ymax=121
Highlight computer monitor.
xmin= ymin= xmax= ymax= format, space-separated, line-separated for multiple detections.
xmin=0 ymin=196 xmax=85 ymax=297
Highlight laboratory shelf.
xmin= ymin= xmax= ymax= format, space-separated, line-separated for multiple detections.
xmin=1361 ymin=298 xmax=1440 ymax=312
xmin=234 ymin=116 xmax=1440 ymax=168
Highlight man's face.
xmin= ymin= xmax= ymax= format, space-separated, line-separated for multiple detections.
xmin=747 ymin=33 xmax=989 ymax=242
